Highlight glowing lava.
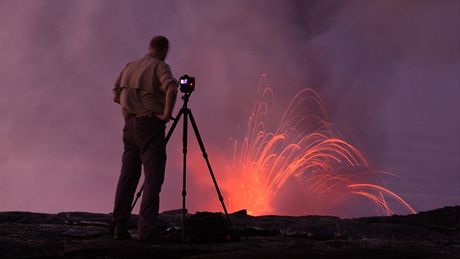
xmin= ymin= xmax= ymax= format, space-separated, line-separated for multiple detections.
xmin=220 ymin=75 xmax=416 ymax=217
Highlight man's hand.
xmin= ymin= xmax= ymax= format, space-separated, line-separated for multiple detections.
xmin=155 ymin=113 xmax=172 ymax=123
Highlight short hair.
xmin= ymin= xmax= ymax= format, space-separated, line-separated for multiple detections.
xmin=149 ymin=35 xmax=169 ymax=51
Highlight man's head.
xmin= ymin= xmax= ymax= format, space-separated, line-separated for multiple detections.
xmin=149 ymin=35 xmax=169 ymax=61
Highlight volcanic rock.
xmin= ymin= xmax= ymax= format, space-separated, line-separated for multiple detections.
xmin=0 ymin=206 xmax=459 ymax=258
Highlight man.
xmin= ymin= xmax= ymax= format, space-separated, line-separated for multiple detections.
xmin=111 ymin=35 xmax=178 ymax=241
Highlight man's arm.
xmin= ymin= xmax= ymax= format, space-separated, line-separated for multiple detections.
xmin=113 ymin=65 xmax=128 ymax=104
xmin=155 ymin=61 xmax=178 ymax=122
xmin=156 ymin=83 xmax=177 ymax=122
xmin=113 ymin=89 xmax=121 ymax=104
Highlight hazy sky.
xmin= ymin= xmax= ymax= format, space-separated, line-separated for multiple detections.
xmin=0 ymin=0 xmax=459 ymax=216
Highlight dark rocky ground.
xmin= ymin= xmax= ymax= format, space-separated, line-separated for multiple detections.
xmin=0 ymin=206 xmax=459 ymax=258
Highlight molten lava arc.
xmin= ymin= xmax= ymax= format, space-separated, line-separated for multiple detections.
xmin=220 ymin=76 xmax=416 ymax=217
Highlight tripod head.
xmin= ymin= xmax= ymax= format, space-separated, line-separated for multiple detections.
xmin=181 ymin=92 xmax=192 ymax=103
xmin=179 ymin=92 xmax=192 ymax=113
xmin=170 ymin=93 xmax=191 ymax=122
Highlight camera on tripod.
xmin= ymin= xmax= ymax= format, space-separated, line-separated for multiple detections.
xmin=179 ymin=74 xmax=195 ymax=93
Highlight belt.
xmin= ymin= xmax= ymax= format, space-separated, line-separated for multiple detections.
xmin=126 ymin=113 xmax=154 ymax=118
xmin=125 ymin=113 xmax=164 ymax=122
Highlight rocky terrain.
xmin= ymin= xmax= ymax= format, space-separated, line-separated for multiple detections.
xmin=0 ymin=206 xmax=459 ymax=258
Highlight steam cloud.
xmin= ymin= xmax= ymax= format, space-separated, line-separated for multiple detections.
xmin=0 ymin=0 xmax=458 ymax=216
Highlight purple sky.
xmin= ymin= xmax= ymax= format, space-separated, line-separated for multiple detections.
xmin=0 ymin=0 xmax=459 ymax=216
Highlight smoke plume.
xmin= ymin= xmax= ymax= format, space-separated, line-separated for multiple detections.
xmin=0 ymin=0 xmax=458 ymax=216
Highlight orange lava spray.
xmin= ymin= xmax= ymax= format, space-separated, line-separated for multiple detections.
xmin=220 ymin=75 xmax=416 ymax=217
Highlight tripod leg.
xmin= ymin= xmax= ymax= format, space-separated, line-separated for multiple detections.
xmin=181 ymin=108 xmax=189 ymax=242
xmin=131 ymin=109 xmax=184 ymax=212
xmin=187 ymin=110 xmax=235 ymax=235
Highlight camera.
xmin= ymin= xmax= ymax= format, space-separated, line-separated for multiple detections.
xmin=179 ymin=74 xmax=195 ymax=93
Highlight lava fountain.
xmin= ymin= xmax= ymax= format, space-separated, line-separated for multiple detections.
xmin=215 ymin=75 xmax=416 ymax=217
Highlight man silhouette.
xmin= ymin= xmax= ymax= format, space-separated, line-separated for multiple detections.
xmin=111 ymin=35 xmax=177 ymax=240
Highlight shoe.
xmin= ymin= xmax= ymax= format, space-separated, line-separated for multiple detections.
xmin=113 ymin=220 xmax=132 ymax=240
xmin=138 ymin=223 xmax=160 ymax=242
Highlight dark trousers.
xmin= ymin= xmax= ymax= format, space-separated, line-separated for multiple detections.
xmin=112 ymin=115 xmax=166 ymax=238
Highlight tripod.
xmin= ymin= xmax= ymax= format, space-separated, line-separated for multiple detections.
xmin=130 ymin=92 xmax=234 ymax=242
